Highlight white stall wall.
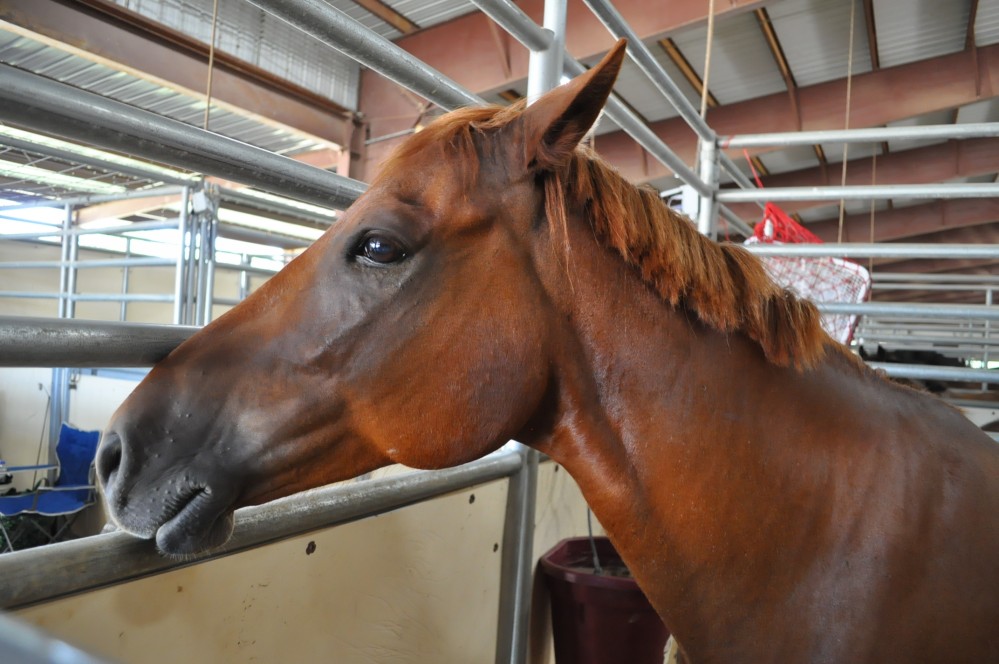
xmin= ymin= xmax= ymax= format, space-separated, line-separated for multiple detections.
xmin=0 ymin=236 xmax=246 ymax=492
xmin=17 ymin=462 xmax=600 ymax=664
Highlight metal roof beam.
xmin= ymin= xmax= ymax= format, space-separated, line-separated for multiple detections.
xmin=725 ymin=137 xmax=999 ymax=217
xmin=588 ymin=42 xmax=999 ymax=185
xmin=0 ymin=0 xmax=350 ymax=145
xmin=808 ymin=199 xmax=999 ymax=243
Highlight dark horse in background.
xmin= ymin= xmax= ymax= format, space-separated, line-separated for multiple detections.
xmin=97 ymin=42 xmax=999 ymax=663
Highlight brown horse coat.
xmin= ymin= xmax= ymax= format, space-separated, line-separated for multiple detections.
xmin=100 ymin=41 xmax=999 ymax=663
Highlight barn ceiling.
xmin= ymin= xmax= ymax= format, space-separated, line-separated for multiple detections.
xmin=0 ymin=0 xmax=997 ymax=306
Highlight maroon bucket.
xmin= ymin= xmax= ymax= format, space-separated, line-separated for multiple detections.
xmin=539 ymin=537 xmax=669 ymax=664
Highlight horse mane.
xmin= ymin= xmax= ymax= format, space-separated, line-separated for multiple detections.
xmin=379 ymin=103 xmax=836 ymax=370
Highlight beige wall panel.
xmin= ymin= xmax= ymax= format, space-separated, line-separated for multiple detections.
xmin=16 ymin=462 xmax=598 ymax=664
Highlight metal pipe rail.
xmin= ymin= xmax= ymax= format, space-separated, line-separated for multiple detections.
xmin=582 ymin=0 xmax=712 ymax=143
xmin=470 ymin=0 xmax=553 ymax=51
xmin=874 ymin=273 xmax=999 ymax=285
xmin=0 ymin=257 xmax=176 ymax=270
xmin=872 ymin=362 xmax=999 ymax=384
xmin=562 ymin=57 xmax=712 ymax=199
xmin=718 ymin=183 xmax=999 ymax=203
xmin=0 ymin=65 xmax=367 ymax=210
xmin=0 ymin=316 xmax=197 ymax=368
xmin=744 ymin=243 xmax=999 ymax=260
xmin=0 ymin=448 xmax=524 ymax=610
xmin=0 ymin=130 xmax=198 ymax=188
xmin=722 ymin=122 xmax=999 ymax=148
xmin=0 ymin=186 xmax=188 ymax=212
xmin=0 ymin=220 xmax=181 ymax=242
xmin=819 ymin=302 xmax=999 ymax=321
xmin=579 ymin=0 xmax=759 ymax=200
xmin=247 ymin=0 xmax=484 ymax=110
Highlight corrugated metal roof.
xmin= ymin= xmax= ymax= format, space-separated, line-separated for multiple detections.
xmin=386 ymin=0 xmax=478 ymax=30
xmin=874 ymin=0 xmax=971 ymax=68
xmin=0 ymin=31 xmax=332 ymax=156
xmin=328 ymin=0 xmax=401 ymax=40
xmin=768 ymin=0 xmax=873 ymax=87
xmin=669 ymin=11 xmax=788 ymax=105
xmin=975 ymin=0 xmax=999 ymax=46
xmin=108 ymin=0 xmax=361 ymax=109
xmin=757 ymin=145 xmax=819 ymax=176
xmin=885 ymin=109 xmax=958 ymax=152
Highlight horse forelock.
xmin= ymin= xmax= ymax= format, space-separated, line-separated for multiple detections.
xmin=377 ymin=103 xmax=840 ymax=370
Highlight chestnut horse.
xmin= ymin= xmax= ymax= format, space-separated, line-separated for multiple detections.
xmin=99 ymin=42 xmax=999 ymax=663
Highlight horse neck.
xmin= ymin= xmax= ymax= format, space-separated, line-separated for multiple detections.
xmin=524 ymin=210 xmax=853 ymax=648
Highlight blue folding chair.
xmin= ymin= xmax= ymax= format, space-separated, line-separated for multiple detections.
xmin=0 ymin=423 xmax=101 ymax=552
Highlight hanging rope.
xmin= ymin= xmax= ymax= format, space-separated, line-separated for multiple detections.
xmin=700 ymin=0 xmax=717 ymax=120
xmin=203 ymin=0 xmax=221 ymax=131
xmin=837 ymin=0 xmax=858 ymax=243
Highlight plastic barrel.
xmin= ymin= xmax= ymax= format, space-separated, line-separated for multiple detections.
xmin=539 ymin=537 xmax=669 ymax=664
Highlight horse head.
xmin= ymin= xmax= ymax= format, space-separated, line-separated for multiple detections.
xmin=97 ymin=42 xmax=629 ymax=554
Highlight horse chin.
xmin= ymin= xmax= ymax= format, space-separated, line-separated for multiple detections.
xmin=153 ymin=492 xmax=236 ymax=556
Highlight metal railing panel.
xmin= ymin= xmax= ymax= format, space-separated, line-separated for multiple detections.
xmin=0 ymin=449 xmax=523 ymax=610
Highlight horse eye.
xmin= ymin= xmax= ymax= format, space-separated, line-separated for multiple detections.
xmin=355 ymin=234 xmax=406 ymax=265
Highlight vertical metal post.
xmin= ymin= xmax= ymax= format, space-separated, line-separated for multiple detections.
xmin=56 ymin=205 xmax=72 ymax=320
xmin=185 ymin=216 xmax=201 ymax=325
xmin=697 ymin=138 xmax=719 ymax=238
xmin=120 ymin=238 xmax=132 ymax=322
xmin=494 ymin=445 xmax=539 ymax=664
xmin=199 ymin=213 xmax=217 ymax=325
xmin=496 ymin=3 xmax=563 ymax=663
xmin=49 ymin=204 xmax=75 ymax=456
xmin=239 ymin=254 xmax=251 ymax=301
xmin=193 ymin=217 xmax=206 ymax=326
xmin=173 ymin=187 xmax=190 ymax=325
xmin=526 ymin=0 xmax=566 ymax=102
xmin=983 ymin=288 xmax=992 ymax=390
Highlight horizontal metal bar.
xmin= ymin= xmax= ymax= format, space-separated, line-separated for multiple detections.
xmin=0 ymin=316 xmax=197 ymax=367
xmin=820 ymin=302 xmax=999 ymax=321
xmin=948 ymin=398 xmax=999 ymax=411
xmin=0 ymin=131 xmax=197 ymax=187
xmin=247 ymin=0 xmax=483 ymax=111
xmin=745 ymin=243 xmax=999 ymax=259
xmin=872 ymin=362 xmax=999 ymax=384
xmin=0 ymin=257 xmax=175 ymax=270
xmin=874 ymin=273 xmax=999 ymax=285
xmin=0 ymin=220 xmax=180 ymax=242
xmin=0 ymin=449 xmax=524 ymax=610
xmin=470 ymin=0 xmax=553 ymax=51
xmin=722 ymin=122 xmax=999 ymax=148
xmin=218 ymin=188 xmax=335 ymax=229
xmin=562 ymin=57 xmax=710 ymax=198
xmin=0 ymin=186 xmax=187 ymax=211
xmin=858 ymin=336 xmax=999 ymax=347
xmin=217 ymin=223 xmax=312 ymax=250
xmin=0 ymin=292 xmax=176 ymax=303
xmin=0 ymin=64 xmax=367 ymax=210
xmin=858 ymin=322 xmax=990 ymax=331
xmin=871 ymin=283 xmax=995 ymax=292
xmin=718 ymin=183 xmax=999 ymax=203
xmin=582 ymin=0 xmax=713 ymax=143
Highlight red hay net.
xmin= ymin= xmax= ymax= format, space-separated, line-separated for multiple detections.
xmin=745 ymin=201 xmax=870 ymax=345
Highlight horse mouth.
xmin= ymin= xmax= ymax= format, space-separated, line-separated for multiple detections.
xmin=153 ymin=487 xmax=235 ymax=556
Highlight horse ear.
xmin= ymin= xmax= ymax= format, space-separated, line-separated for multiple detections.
xmin=518 ymin=39 xmax=627 ymax=171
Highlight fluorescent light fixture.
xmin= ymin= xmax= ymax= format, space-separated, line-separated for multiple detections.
xmin=217 ymin=207 xmax=325 ymax=242
xmin=0 ymin=125 xmax=198 ymax=184
xmin=232 ymin=188 xmax=339 ymax=219
xmin=0 ymin=160 xmax=127 ymax=195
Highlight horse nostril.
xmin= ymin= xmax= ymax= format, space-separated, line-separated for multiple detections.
xmin=97 ymin=431 xmax=123 ymax=489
